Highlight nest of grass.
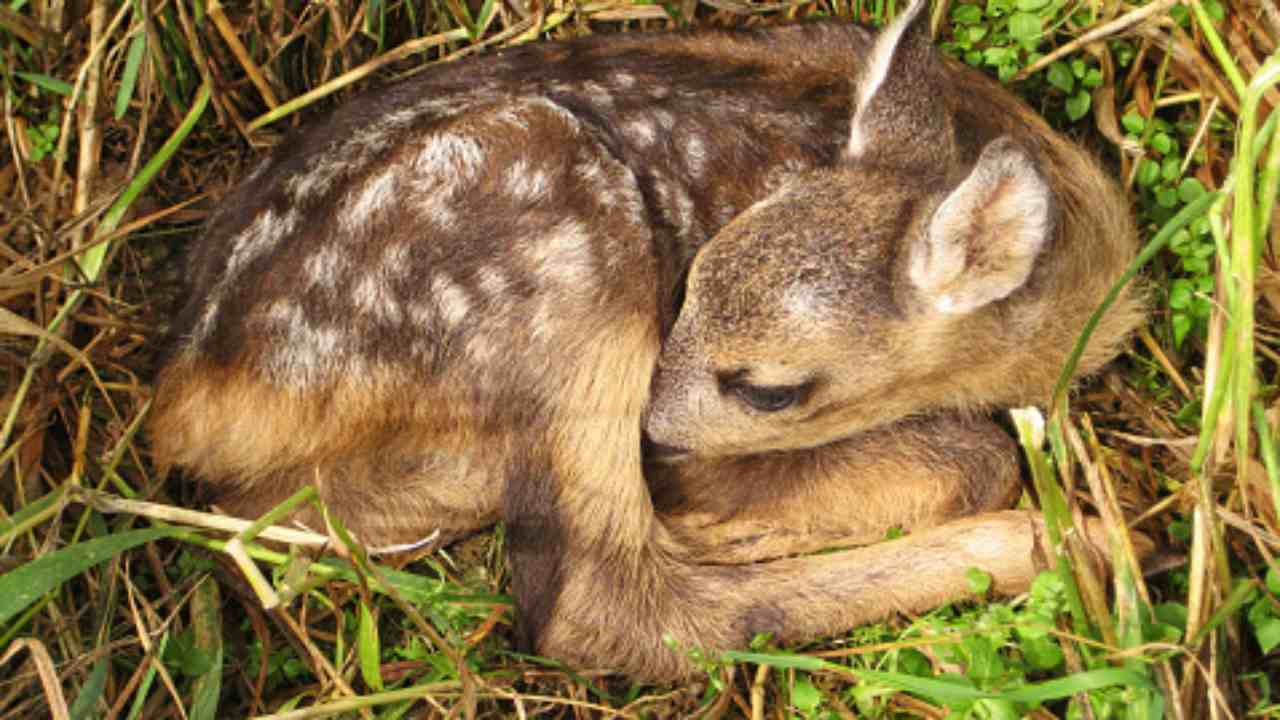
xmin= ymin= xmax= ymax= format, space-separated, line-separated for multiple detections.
xmin=2 ymin=0 xmax=1279 ymax=717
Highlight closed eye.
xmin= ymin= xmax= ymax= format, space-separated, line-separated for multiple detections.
xmin=716 ymin=370 xmax=813 ymax=413
xmin=733 ymin=383 xmax=803 ymax=412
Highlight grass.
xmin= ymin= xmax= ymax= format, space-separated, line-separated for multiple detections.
xmin=2 ymin=0 xmax=1279 ymax=717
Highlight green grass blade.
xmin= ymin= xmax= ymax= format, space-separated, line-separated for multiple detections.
xmin=68 ymin=655 xmax=109 ymax=720
xmin=0 ymin=527 xmax=181 ymax=627
xmin=719 ymin=649 xmax=827 ymax=671
xmin=358 ymin=601 xmax=385 ymax=691
xmin=114 ymin=29 xmax=147 ymax=119
xmin=189 ymin=579 xmax=223 ymax=720
xmin=125 ymin=630 xmax=167 ymax=720
xmin=14 ymin=70 xmax=74 ymax=95
xmin=998 ymin=668 xmax=1153 ymax=703
xmin=1051 ymin=190 xmax=1222 ymax=410
xmin=0 ymin=485 xmax=66 ymax=546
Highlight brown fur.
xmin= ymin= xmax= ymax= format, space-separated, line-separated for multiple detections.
xmin=150 ymin=2 xmax=1143 ymax=679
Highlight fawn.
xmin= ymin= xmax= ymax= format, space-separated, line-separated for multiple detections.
xmin=150 ymin=0 xmax=1142 ymax=678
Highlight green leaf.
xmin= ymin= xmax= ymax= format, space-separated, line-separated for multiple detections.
xmin=1266 ymin=564 xmax=1280 ymax=595
xmin=1172 ymin=313 xmax=1192 ymax=348
xmin=1065 ymin=90 xmax=1091 ymax=121
xmin=1254 ymin=618 xmax=1280 ymax=654
xmin=115 ymin=31 xmax=148 ymax=119
xmin=1161 ymin=155 xmax=1182 ymax=182
xmin=163 ymin=629 xmax=215 ymax=677
xmin=984 ymin=47 xmax=1014 ymax=66
xmin=358 ymin=602 xmax=385 ymax=691
xmin=1008 ymin=12 xmax=1042 ymax=46
xmin=1178 ymin=177 xmax=1207 ymax=203
xmin=1082 ymin=68 xmax=1104 ymax=88
xmin=987 ymin=0 xmax=1015 ymax=16
xmin=0 ymin=527 xmax=182 ymax=627
xmin=1169 ymin=279 xmax=1193 ymax=309
xmin=952 ymin=4 xmax=984 ymax=24
xmin=1151 ymin=132 xmax=1174 ymax=155
xmin=1121 ymin=111 xmax=1145 ymax=134
xmin=15 ymin=71 xmax=74 ymax=96
xmin=966 ymin=567 xmax=992 ymax=595
xmin=1016 ymin=0 xmax=1050 ymax=11
xmin=1137 ymin=159 xmax=1161 ymax=187
xmin=1021 ymin=635 xmax=1064 ymax=671
xmin=1047 ymin=62 xmax=1074 ymax=93
xmin=1157 ymin=186 xmax=1179 ymax=208
xmin=791 ymin=679 xmax=822 ymax=713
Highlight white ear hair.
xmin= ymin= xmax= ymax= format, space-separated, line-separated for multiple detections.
xmin=847 ymin=0 xmax=931 ymax=158
xmin=908 ymin=137 xmax=1053 ymax=315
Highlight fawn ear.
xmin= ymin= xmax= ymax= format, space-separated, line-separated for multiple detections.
xmin=907 ymin=137 xmax=1054 ymax=315
xmin=846 ymin=0 xmax=954 ymax=166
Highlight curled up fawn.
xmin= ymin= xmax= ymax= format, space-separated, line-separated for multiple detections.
xmin=150 ymin=0 xmax=1144 ymax=679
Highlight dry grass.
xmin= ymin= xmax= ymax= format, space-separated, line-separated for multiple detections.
xmin=2 ymin=0 xmax=1279 ymax=717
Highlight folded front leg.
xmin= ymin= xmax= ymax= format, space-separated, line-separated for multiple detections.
xmin=648 ymin=414 xmax=1022 ymax=563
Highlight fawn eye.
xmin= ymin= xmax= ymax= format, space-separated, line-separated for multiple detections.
xmin=732 ymin=383 xmax=803 ymax=413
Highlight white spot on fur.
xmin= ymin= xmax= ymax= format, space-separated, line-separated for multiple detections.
xmin=524 ymin=219 xmax=594 ymax=285
xmin=625 ymin=119 xmax=656 ymax=147
xmin=288 ymin=156 xmax=348 ymax=199
xmin=475 ymin=266 xmax=508 ymax=298
xmin=782 ymin=283 xmax=825 ymax=320
xmin=352 ymin=274 xmax=403 ymax=324
xmin=505 ymin=160 xmax=549 ymax=203
xmin=192 ymin=208 xmax=299 ymax=344
xmin=303 ymin=245 xmax=348 ymax=290
xmin=413 ymin=134 xmax=485 ymax=179
xmin=432 ymin=274 xmax=470 ymax=326
xmin=494 ymin=106 xmax=530 ymax=131
xmin=414 ymin=193 xmax=457 ymax=229
xmin=683 ymin=133 xmax=708 ymax=178
xmin=653 ymin=175 xmax=696 ymax=235
xmin=408 ymin=300 xmax=435 ymax=327
xmin=613 ymin=72 xmax=636 ymax=89
xmin=260 ymin=300 xmax=345 ymax=385
xmin=584 ymin=81 xmax=614 ymax=107
xmin=380 ymin=243 xmax=411 ymax=277
xmin=341 ymin=168 xmax=399 ymax=232
xmin=227 ymin=208 xmax=295 ymax=278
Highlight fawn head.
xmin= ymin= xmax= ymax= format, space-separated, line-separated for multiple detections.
xmin=645 ymin=0 xmax=1060 ymax=457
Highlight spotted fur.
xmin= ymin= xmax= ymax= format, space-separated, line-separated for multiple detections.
xmin=152 ymin=3 xmax=1143 ymax=679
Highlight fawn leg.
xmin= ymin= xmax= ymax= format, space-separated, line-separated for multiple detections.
xmin=501 ymin=319 xmax=1126 ymax=680
xmin=648 ymin=414 xmax=1023 ymax=563
xmin=208 ymin=446 xmax=502 ymax=551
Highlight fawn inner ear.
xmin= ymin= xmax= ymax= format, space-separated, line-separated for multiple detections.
xmin=907 ymin=136 xmax=1054 ymax=315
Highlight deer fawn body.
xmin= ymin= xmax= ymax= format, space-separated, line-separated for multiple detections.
xmin=151 ymin=1 xmax=1142 ymax=678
